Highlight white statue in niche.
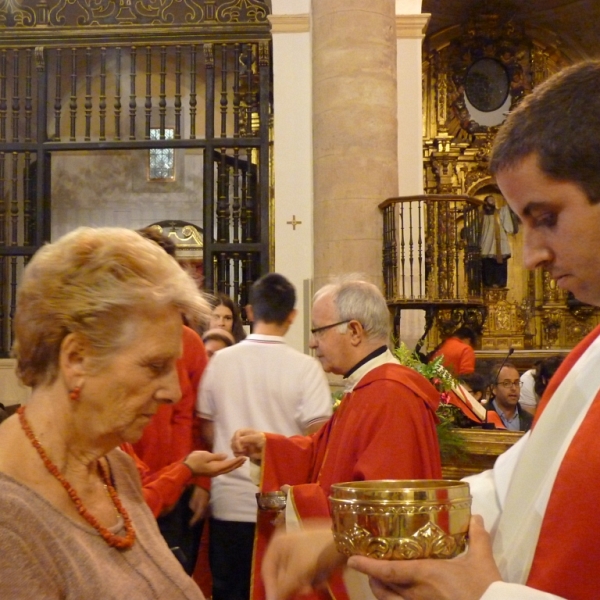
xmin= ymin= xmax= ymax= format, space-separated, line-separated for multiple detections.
xmin=480 ymin=195 xmax=517 ymax=288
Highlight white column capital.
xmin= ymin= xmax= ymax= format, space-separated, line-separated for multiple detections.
xmin=395 ymin=0 xmax=423 ymax=14
xmin=268 ymin=14 xmax=310 ymax=34
xmin=396 ymin=13 xmax=430 ymax=39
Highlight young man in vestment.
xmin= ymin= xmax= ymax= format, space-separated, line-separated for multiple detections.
xmin=259 ymin=61 xmax=600 ymax=600
xmin=232 ymin=278 xmax=442 ymax=600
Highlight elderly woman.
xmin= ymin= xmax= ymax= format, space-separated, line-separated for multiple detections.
xmin=0 ymin=227 xmax=243 ymax=599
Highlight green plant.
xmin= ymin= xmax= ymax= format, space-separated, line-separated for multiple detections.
xmin=331 ymin=390 xmax=344 ymax=411
xmin=393 ymin=343 xmax=457 ymax=392
xmin=393 ymin=343 xmax=469 ymax=463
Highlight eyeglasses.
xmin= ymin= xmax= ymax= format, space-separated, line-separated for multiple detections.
xmin=497 ymin=380 xmax=523 ymax=389
xmin=310 ymin=320 xmax=351 ymax=337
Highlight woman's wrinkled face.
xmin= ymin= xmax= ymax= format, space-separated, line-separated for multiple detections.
xmin=210 ymin=303 xmax=234 ymax=333
xmin=81 ymin=306 xmax=183 ymax=446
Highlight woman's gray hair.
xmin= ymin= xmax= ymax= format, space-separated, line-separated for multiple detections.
xmin=314 ymin=276 xmax=390 ymax=342
xmin=13 ymin=226 xmax=211 ymax=388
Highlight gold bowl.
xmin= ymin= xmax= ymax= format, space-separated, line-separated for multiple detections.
xmin=329 ymin=480 xmax=471 ymax=560
xmin=256 ymin=491 xmax=287 ymax=512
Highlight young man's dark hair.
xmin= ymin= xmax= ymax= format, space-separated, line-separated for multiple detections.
xmin=249 ymin=272 xmax=296 ymax=324
xmin=460 ymin=371 xmax=487 ymax=402
xmin=490 ymin=60 xmax=600 ymax=204
xmin=534 ymin=355 xmax=565 ymax=398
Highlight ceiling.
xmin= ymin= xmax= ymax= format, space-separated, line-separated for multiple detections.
xmin=422 ymin=0 xmax=600 ymax=61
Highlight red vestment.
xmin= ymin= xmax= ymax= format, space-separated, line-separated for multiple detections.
xmin=523 ymin=323 xmax=600 ymax=599
xmin=253 ymin=363 xmax=442 ymax=600
xmin=430 ymin=336 xmax=475 ymax=376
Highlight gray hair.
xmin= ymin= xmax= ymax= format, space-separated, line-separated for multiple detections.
xmin=13 ymin=226 xmax=211 ymax=388
xmin=314 ymin=276 xmax=390 ymax=342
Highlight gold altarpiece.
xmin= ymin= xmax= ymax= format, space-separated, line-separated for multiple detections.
xmin=417 ymin=13 xmax=600 ymax=353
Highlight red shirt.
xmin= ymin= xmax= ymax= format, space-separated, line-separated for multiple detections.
xmin=430 ymin=337 xmax=475 ymax=376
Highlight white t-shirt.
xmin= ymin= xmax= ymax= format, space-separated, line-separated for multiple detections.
xmin=197 ymin=334 xmax=333 ymax=522
xmin=519 ymin=368 xmax=538 ymax=410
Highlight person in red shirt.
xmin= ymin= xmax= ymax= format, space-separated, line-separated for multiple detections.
xmin=133 ymin=228 xmax=212 ymax=575
xmin=120 ymin=443 xmax=244 ymax=518
xmin=428 ymin=325 xmax=477 ymax=376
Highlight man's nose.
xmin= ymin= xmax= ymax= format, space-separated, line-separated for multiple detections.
xmin=522 ymin=228 xmax=552 ymax=270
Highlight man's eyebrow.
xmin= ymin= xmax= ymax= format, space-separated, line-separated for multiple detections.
xmin=521 ymin=201 xmax=549 ymax=218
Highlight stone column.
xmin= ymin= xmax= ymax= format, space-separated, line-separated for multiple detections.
xmin=312 ymin=0 xmax=398 ymax=290
xmin=396 ymin=4 xmax=429 ymax=195
xmin=269 ymin=0 xmax=313 ymax=352
xmin=395 ymin=2 xmax=430 ymax=349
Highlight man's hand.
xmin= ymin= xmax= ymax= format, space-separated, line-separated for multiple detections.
xmin=347 ymin=515 xmax=502 ymax=600
xmin=262 ymin=521 xmax=346 ymax=600
xmin=188 ymin=486 xmax=210 ymax=526
xmin=183 ymin=450 xmax=246 ymax=477
xmin=231 ymin=428 xmax=266 ymax=461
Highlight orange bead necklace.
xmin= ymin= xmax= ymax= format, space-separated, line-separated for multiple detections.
xmin=17 ymin=406 xmax=136 ymax=550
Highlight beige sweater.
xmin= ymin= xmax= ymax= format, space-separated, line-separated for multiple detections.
xmin=0 ymin=448 xmax=204 ymax=599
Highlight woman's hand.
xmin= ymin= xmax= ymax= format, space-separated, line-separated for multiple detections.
xmin=347 ymin=515 xmax=502 ymax=600
xmin=231 ymin=428 xmax=266 ymax=461
xmin=183 ymin=450 xmax=245 ymax=477
xmin=262 ymin=521 xmax=346 ymax=600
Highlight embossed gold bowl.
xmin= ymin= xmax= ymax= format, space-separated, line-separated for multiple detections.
xmin=329 ymin=480 xmax=471 ymax=560
xmin=256 ymin=491 xmax=287 ymax=512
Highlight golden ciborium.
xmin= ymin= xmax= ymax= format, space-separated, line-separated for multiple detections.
xmin=329 ymin=480 xmax=471 ymax=560
xmin=255 ymin=490 xmax=287 ymax=512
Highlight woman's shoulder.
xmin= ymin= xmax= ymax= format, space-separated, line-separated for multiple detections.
xmin=106 ymin=447 xmax=147 ymax=507
xmin=0 ymin=470 xmax=53 ymax=530
xmin=0 ymin=415 xmax=32 ymax=475
xmin=107 ymin=447 xmax=143 ymax=488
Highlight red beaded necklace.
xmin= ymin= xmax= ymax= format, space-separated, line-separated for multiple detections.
xmin=17 ymin=406 xmax=136 ymax=550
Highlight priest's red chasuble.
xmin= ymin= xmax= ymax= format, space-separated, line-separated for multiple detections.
xmin=252 ymin=363 xmax=443 ymax=600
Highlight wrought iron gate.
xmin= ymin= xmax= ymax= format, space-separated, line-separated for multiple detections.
xmin=0 ymin=0 xmax=273 ymax=357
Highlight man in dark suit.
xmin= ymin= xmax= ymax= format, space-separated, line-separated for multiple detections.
xmin=487 ymin=361 xmax=533 ymax=431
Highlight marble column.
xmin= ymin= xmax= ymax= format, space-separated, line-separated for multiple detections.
xmin=312 ymin=0 xmax=398 ymax=290
xmin=395 ymin=3 xmax=431 ymax=349
xmin=269 ymin=0 xmax=313 ymax=352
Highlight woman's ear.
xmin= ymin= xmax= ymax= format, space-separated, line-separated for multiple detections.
xmin=59 ymin=332 xmax=88 ymax=380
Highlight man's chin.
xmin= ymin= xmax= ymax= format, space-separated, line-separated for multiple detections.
xmin=318 ymin=359 xmax=341 ymax=375
xmin=565 ymin=285 xmax=600 ymax=307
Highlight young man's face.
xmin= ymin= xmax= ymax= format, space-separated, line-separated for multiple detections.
xmin=496 ymin=153 xmax=600 ymax=307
